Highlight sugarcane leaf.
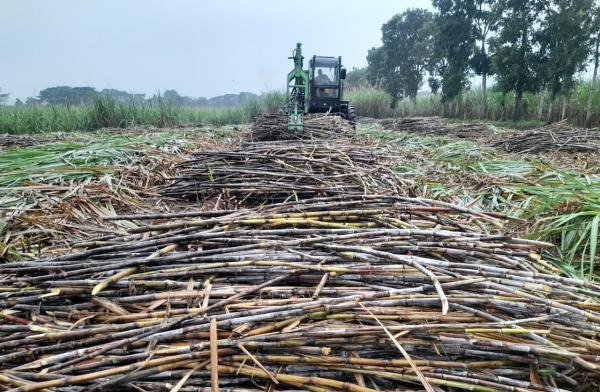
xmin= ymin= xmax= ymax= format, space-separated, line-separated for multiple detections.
xmin=589 ymin=215 xmax=600 ymax=279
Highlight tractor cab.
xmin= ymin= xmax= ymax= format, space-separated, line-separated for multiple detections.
xmin=309 ymin=56 xmax=348 ymax=113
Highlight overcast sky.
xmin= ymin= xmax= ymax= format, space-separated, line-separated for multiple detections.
xmin=0 ymin=0 xmax=432 ymax=101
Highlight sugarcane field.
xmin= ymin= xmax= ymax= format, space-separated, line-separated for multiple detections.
xmin=2 ymin=1 xmax=600 ymax=392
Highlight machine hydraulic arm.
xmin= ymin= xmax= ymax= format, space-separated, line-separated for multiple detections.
xmin=286 ymin=43 xmax=309 ymax=131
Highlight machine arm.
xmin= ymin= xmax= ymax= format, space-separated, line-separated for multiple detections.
xmin=286 ymin=43 xmax=310 ymax=131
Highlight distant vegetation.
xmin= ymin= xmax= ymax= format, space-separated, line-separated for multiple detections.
xmin=0 ymin=88 xmax=9 ymax=106
xmin=346 ymin=79 xmax=600 ymax=127
xmin=0 ymin=92 xmax=287 ymax=134
xmin=392 ymin=80 xmax=600 ymax=127
xmin=0 ymin=84 xmax=289 ymax=133
xmin=3 ymin=81 xmax=599 ymax=134
xmin=9 ymin=86 xmax=259 ymax=108
xmin=356 ymin=0 xmax=600 ymax=127
xmin=346 ymin=88 xmax=393 ymax=118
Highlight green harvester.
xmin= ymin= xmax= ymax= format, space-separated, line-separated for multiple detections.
xmin=285 ymin=43 xmax=356 ymax=131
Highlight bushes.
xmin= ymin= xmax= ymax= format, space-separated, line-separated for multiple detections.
xmin=243 ymin=90 xmax=287 ymax=120
xmin=350 ymin=79 xmax=600 ymax=127
xmin=0 ymin=96 xmax=257 ymax=134
xmin=0 ymin=106 xmax=89 ymax=134
xmin=0 ymin=91 xmax=289 ymax=134
xmin=346 ymin=88 xmax=392 ymax=118
xmin=404 ymin=81 xmax=600 ymax=127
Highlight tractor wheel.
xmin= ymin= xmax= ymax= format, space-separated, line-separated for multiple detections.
xmin=347 ymin=106 xmax=357 ymax=123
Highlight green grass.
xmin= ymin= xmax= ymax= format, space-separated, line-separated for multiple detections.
xmin=0 ymin=129 xmax=216 ymax=260
xmin=362 ymin=125 xmax=600 ymax=279
xmin=0 ymin=92 xmax=289 ymax=134
xmin=429 ymin=141 xmax=494 ymax=162
xmin=510 ymin=172 xmax=600 ymax=279
xmin=358 ymin=124 xmax=442 ymax=150
xmin=0 ymin=133 xmax=190 ymax=186
xmin=393 ymin=80 xmax=600 ymax=127
xmin=346 ymin=87 xmax=393 ymax=118
xmin=0 ymin=103 xmax=247 ymax=134
xmin=467 ymin=159 xmax=536 ymax=178
xmin=348 ymin=80 xmax=598 ymax=127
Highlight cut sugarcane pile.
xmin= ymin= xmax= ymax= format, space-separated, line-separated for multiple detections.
xmin=161 ymin=140 xmax=404 ymax=207
xmin=494 ymin=119 xmax=600 ymax=153
xmin=2 ymin=195 xmax=600 ymax=391
xmin=0 ymin=134 xmax=62 ymax=149
xmin=251 ymin=113 xmax=355 ymax=141
xmin=380 ymin=117 xmax=492 ymax=138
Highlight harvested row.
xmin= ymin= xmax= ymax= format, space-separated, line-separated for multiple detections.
xmin=0 ymin=131 xmax=241 ymax=261
xmin=494 ymin=119 xmax=600 ymax=153
xmin=0 ymin=134 xmax=81 ymax=150
xmin=161 ymin=140 xmax=405 ymax=207
xmin=251 ymin=113 xmax=355 ymax=141
xmin=1 ymin=182 xmax=141 ymax=259
xmin=0 ymin=147 xmax=180 ymax=260
xmin=0 ymin=134 xmax=45 ymax=149
xmin=379 ymin=117 xmax=493 ymax=138
xmin=2 ymin=195 xmax=600 ymax=391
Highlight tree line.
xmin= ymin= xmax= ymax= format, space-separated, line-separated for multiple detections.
xmin=360 ymin=0 xmax=600 ymax=127
xmin=1 ymin=86 xmax=259 ymax=108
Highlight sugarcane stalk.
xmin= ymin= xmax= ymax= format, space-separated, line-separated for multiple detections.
xmin=3 ymin=195 xmax=600 ymax=391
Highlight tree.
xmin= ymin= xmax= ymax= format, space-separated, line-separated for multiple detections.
xmin=345 ymin=67 xmax=370 ymax=89
xmin=383 ymin=9 xmax=434 ymax=102
xmin=491 ymin=0 xmax=546 ymax=121
xmin=25 ymin=97 xmax=41 ymax=106
xmin=428 ymin=77 xmax=441 ymax=95
xmin=195 ymin=97 xmax=209 ymax=106
xmin=163 ymin=89 xmax=184 ymax=106
xmin=367 ymin=9 xmax=434 ymax=106
xmin=101 ymin=89 xmax=146 ymax=104
xmin=586 ymin=5 xmax=600 ymax=128
xmin=538 ymin=0 xmax=594 ymax=120
xmin=72 ymin=87 xmax=98 ymax=105
xmin=470 ymin=0 xmax=498 ymax=118
xmin=431 ymin=0 xmax=476 ymax=104
xmin=366 ymin=47 xmax=389 ymax=88
xmin=14 ymin=98 xmax=24 ymax=107
xmin=0 ymin=88 xmax=9 ymax=105
xmin=39 ymin=86 xmax=98 ymax=105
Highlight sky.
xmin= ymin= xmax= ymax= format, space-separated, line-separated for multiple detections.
xmin=0 ymin=0 xmax=432 ymax=101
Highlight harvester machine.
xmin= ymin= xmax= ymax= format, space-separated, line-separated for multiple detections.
xmin=285 ymin=42 xmax=356 ymax=131
xmin=251 ymin=43 xmax=356 ymax=140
